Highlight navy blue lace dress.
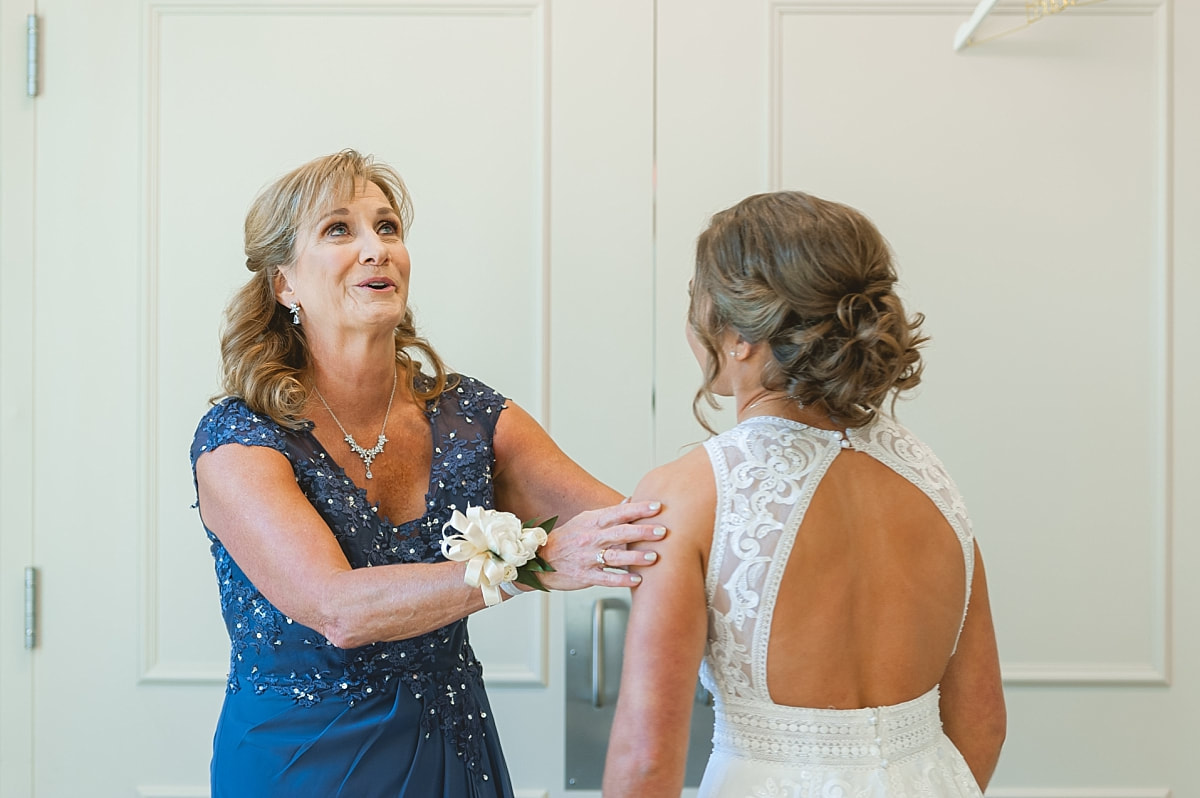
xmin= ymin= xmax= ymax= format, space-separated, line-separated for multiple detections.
xmin=190 ymin=375 xmax=515 ymax=798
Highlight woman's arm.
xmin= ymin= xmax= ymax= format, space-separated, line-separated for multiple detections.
xmin=602 ymin=447 xmax=715 ymax=797
xmin=939 ymin=542 xmax=1006 ymax=789
xmin=196 ymin=399 xmax=665 ymax=648
xmin=196 ymin=443 xmax=493 ymax=648
xmin=492 ymin=400 xmax=667 ymax=589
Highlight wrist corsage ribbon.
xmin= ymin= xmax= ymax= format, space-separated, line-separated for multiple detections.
xmin=440 ymin=506 xmax=557 ymax=606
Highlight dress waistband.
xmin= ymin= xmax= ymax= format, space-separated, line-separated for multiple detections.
xmin=712 ymin=685 xmax=944 ymax=767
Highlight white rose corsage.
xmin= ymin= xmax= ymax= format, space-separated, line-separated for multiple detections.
xmin=440 ymin=505 xmax=557 ymax=606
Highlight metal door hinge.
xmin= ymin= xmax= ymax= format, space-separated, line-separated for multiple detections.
xmin=27 ymin=14 xmax=40 ymax=97
xmin=24 ymin=566 xmax=38 ymax=649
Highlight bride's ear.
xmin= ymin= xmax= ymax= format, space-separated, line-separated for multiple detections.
xmin=723 ymin=332 xmax=749 ymax=361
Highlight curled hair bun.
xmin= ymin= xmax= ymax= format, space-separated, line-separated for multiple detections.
xmin=689 ymin=191 xmax=927 ymax=430
xmin=834 ymin=292 xmax=882 ymax=339
xmin=784 ymin=289 xmax=924 ymax=426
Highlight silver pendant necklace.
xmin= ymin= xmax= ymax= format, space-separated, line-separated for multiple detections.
xmin=313 ymin=367 xmax=398 ymax=480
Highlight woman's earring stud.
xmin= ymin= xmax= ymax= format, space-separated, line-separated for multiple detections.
xmin=290 ymin=302 xmax=301 ymax=325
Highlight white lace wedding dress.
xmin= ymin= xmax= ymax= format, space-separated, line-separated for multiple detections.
xmin=697 ymin=416 xmax=984 ymax=798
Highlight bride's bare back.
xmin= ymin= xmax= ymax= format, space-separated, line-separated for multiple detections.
xmin=766 ymin=448 xmax=967 ymax=709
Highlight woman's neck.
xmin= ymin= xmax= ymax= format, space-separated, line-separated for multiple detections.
xmin=307 ymin=341 xmax=403 ymax=418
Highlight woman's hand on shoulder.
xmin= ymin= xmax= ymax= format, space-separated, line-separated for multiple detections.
xmin=622 ymin=446 xmax=716 ymax=589
xmin=536 ymin=499 xmax=667 ymax=591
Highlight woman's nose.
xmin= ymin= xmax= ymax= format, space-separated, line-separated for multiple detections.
xmin=359 ymin=231 xmax=389 ymax=265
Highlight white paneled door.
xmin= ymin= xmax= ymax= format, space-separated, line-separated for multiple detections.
xmin=0 ymin=1 xmax=652 ymax=795
xmin=654 ymin=0 xmax=1198 ymax=794
xmin=4 ymin=0 xmax=1199 ymax=796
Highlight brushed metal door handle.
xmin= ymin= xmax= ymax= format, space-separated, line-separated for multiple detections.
xmin=591 ymin=597 xmax=626 ymax=708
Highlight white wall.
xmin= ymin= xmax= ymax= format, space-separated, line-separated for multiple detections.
xmin=1 ymin=0 xmax=1197 ymax=795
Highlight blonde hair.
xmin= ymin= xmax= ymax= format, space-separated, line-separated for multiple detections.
xmin=689 ymin=191 xmax=926 ymax=432
xmin=218 ymin=149 xmax=454 ymax=428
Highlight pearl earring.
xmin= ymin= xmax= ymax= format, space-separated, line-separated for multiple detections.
xmin=290 ymin=302 xmax=301 ymax=325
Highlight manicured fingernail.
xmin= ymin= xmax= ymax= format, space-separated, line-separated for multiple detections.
xmin=644 ymin=551 xmax=658 ymax=562
xmin=630 ymin=574 xmax=642 ymax=584
xmin=648 ymin=502 xmax=662 ymax=512
xmin=653 ymin=526 xmax=666 ymax=537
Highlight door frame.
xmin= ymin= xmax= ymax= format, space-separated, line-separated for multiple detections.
xmin=0 ymin=2 xmax=37 ymax=796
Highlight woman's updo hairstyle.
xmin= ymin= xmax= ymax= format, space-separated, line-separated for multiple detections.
xmin=219 ymin=149 xmax=453 ymax=428
xmin=689 ymin=190 xmax=927 ymax=432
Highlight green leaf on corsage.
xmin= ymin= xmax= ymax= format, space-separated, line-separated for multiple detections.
xmin=515 ymin=515 xmax=558 ymax=591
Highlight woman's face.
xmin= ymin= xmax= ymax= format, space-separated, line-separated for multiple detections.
xmin=277 ymin=180 xmax=411 ymax=337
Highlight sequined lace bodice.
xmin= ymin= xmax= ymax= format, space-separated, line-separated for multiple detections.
xmin=699 ymin=416 xmax=975 ymax=767
xmin=190 ymin=375 xmax=506 ymax=766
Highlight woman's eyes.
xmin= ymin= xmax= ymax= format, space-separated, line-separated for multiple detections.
xmin=323 ymin=220 xmax=400 ymax=237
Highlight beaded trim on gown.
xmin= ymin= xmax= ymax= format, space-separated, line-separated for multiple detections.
xmin=190 ymin=375 xmax=515 ymax=798
xmin=697 ymin=416 xmax=983 ymax=798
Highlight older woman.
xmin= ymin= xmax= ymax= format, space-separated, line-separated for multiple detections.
xmin=603 ymin=191 xmax=1006 ymax=796
xmin=190 ymin=150 xmax=663 ymax=797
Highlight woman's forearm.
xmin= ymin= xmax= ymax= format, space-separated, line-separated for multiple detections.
xmin=316 ymin=559 xmax=494 ymax=648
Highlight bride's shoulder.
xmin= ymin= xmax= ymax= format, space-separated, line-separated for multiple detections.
xmin=630 ymin=445 xmax=715 ymax=542
xmin=640 ymin=444 xmax=712 ymax=491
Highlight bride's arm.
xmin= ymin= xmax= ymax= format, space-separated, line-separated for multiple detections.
xmin=602 ymin=446 xmax=715 ymax=797
xmin=939 ymin=543 xmax=1006 ymax=789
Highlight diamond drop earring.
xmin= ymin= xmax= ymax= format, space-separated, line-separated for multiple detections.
xmin=290 ymin=302 xmax=301 ymax=325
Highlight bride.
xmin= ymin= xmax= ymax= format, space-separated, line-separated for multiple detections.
xmin=602 ymin=191 xmax=1006 ymax=796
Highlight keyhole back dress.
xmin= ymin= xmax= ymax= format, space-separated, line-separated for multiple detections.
xmin=696 ymin=414 xmax=984 ymax=797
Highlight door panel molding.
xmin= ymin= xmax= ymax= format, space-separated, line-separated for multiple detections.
xmin=135 ymin=1 xmax=554 ymax=690
xmin=765 ymin=0 xmax=1171 ymax=689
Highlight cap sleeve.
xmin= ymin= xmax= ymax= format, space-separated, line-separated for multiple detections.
xmin=190 ymin=397 xmax=294 ymax=472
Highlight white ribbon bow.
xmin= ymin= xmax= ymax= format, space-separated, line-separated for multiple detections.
xmin=441 ymin=506 xmax=542 ymax=606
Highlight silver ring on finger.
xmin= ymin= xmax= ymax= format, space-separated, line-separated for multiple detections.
xmin=596 ymin=549 xmax=608 ymax=565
